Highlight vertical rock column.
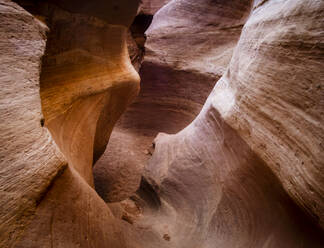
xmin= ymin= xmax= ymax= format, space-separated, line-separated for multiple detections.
xmin=0 ymin=0 xmax=145 ymax=247
xmin=0 ymin=1 xmax=66 ymax=246
xmin=138 ymin=0 xmax=324 ymax=247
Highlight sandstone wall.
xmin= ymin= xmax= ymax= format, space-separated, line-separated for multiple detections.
xmin=0 ymin=0 xmax=323 ymax=247
xmin=0 ymin=1 xmax=66 ymax=246
xmin=132 ymin=0 xmax=324 ymax=247
xmin=0 ymin=0 xmax=144 ymax=247
xmin=94 ymin=0 xmax=252 ymax=204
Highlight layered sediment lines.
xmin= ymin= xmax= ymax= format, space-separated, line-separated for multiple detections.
xmin=0 ymin=1 xmax=66 ymax=246
xmin=221 ymin=0 xmax=324 ymax=228
xmin=94 ymin=0 xmax=252 ymax=203
xmin=133 ymin=0 xmax=324 ymax=247
xmin=0 ymin=0 xmax=323 ymax=247
xmin=0 ymin=0 xmax=143 ymax=247
xmin=21 ymin=1 xmax=142 ymax=246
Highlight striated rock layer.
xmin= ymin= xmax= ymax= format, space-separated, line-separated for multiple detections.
xmin=138 ymin=0 xmax=171 ymax=15
xmin=132 ymin=0 xmax=324 ymax=247
xmin=0 ymin=1 xmax=66 ymax=246
xmin=94 ymin=0 xmax=252 ymax=203
xmin=221 ymin=0 xmax=324 ymax=229
xmin=0 ymin=0 xmax=144 ymax=247
xmin=0 ymin=0 xmax=323 ymax=247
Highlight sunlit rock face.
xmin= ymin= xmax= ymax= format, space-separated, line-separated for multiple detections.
xmin=39 ymin=3 xmax=140 ymax=182
xmin=94 ymin=0 xmax=251 ymax=203
xmin=0 ymin=0 xmax=143 ymax=247
xmin=93 ymin=0 xmax=176 ymax=203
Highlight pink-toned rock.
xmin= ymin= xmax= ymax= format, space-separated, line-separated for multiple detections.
xmin=218 ymin=0 xmax=324 ymax=230
xmin=0 ymin=1 xmax=66 ymax=246
xmin=138 ymin=0 xmax=171 ymax=15
xmin=135 ymin=0 xmax=324 ymax=247
xmin=0 ymin=0 xmax=323 ymax=247
xmin=0 ymin=0 xmax=144 ymax=247
xmin=96 ymin=0 xmax=252 ymax=204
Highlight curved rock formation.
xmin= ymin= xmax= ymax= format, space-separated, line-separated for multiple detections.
xmin=0 ymin=1 xmax=66 ymax=246
xmin=133 ymin=0 xmax=324 ymax=247
xmin=0 ymin=0 xmax=323 ymax=247
xmin=0 ymin=0 xmax=143 ymax=247
xmin=138 ymin=0 xmax=171 ymax=15
xmin=94 ymin=0 xmax=252 ymax=203
xmin=96 ymin=0 xmax=324 ymax=246
xmin=222 ymin=0 xmax=324 ymax=229
xmin=39 ymin=2 xmax=140 ymax=182
xmin=127 ymin=0 xmax=172 ymax=72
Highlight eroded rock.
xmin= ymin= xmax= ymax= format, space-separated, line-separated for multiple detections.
xmin=0 ymin=0 xmax=323 ymax=247
xmin=95 ymin=0 xmax=252 ymax=204
xmin=0 ymin=0 xmax=144 ymax=247
xmin=136 ymin=0 xmax=324 ymax=247
xmin=0 ymin=1 xmax=66 ymax=246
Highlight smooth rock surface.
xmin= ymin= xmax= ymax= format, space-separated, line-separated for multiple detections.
xmin=220 ymin=0 xmax=324 ymax=229
xmin=138 ymin=0 xmax=171 ymax=15
xmin=132 ymin=0 xmax=324 ymax=247
xmin=95 ymin=0 xmax=252 ymax=203
xmin=0 ymin=0 xmax=144 ymax=247
xmin=0 ymin=0 xmax=323 ymax=247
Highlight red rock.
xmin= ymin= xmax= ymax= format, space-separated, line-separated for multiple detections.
xmin=0 ymin=0 xmax=323 ymax=247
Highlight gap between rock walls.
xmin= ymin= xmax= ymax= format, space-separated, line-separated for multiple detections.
xmin=1 ymin=0 xmax=324 ymax=247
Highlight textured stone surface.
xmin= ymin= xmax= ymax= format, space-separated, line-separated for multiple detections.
xmin=22 ymin=1 xmax=141 ymax=245
xmin=220 ymin=0 xmax=324 ymax=229
xmin=0 ymin=0 xmax=142 ymax=247
xmin=0 ymin=1 xmax=66 ymax=246
xmin=1 ymin=0 xmax=324 ymax=247
xmin=126 ymin=0 xmax=171 ymax=72
xmin=38 ymin=2 xmax=140 ymax=182
xmin=95 ymin=0 xmax=252 ymax=203
xmin=133 ymin=0 xmax=324 ymax=247
xmin=138 ymin=0 xmax=171 ymax=15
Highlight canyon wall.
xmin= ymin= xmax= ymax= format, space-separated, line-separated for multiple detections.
xmin=94 ymin=0 xmax=252 ymax=203
xmin=0 ymin=1 xmax=66 ymax=246
xmin=0 ymin=0 xmax=323 ymax=247
xmin=135 ymin=0 xmax=324 ymax=247
xmin=0 ymin=0 xmax=144 ymax=247
xmin=138 ymin=0 xmax=171 ymax=15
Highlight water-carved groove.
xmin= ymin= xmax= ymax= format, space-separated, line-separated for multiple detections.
xmin=0 ymin=0 xmax=324 ymax=247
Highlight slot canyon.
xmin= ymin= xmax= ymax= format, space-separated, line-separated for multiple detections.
xmin=0 ymin=0 xmax=323 ymax=247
